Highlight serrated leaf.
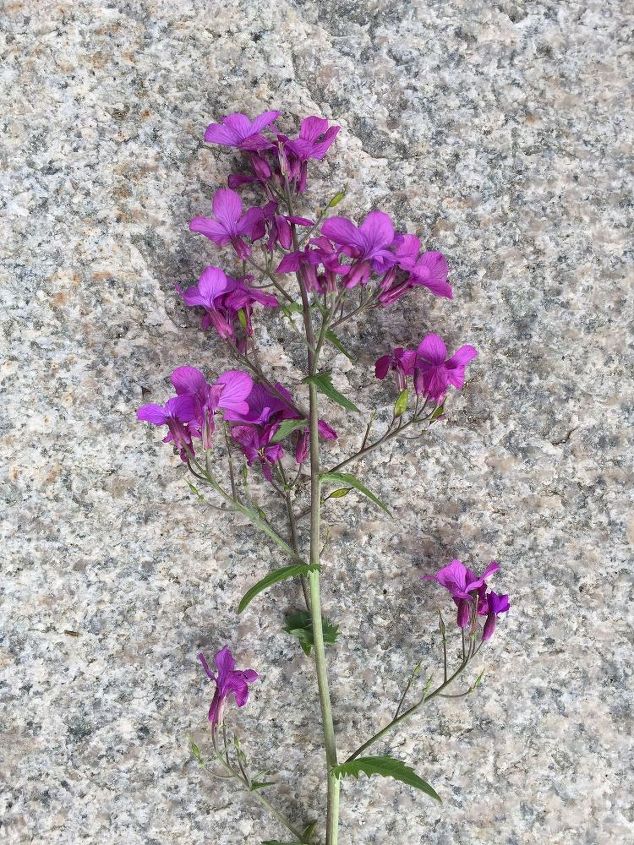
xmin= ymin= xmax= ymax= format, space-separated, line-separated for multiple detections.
xmin=284 ymin=610 xmax=340 ymax=656
xmin=324 ymin=329 xmax=355 ymax=362
xmin=327 ymin=187 xmax=347 ymax=207
xmin=270 ymin=418 xmax=308 ymax=443
xmin=321 ymin=471 xmax=392 ymax=517
xmin=303 ymin=372 xmax=359 ymax=413
xmin=429 ymin=403 xmax=445 ymax=422
xmin=394 ymin=388 xmax=409 ymax=417
xmin=238 ymin=563 xmax=319 ymax=613
xmin=332 ymin=756 xmax=440 ymax=802
xmin=325 ymin=487 xmax=351 ymax=500
xmin=250 ymin=780 xmax=277 ymax=791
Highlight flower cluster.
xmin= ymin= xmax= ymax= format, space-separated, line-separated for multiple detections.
xmin=425 ymin=559 xmax=510 ymax=641
xmin=198 ymin=646 xmax=258 ymax=731
xmin=375 ymin=333 xmax=478 ymax=405
xmin=137 ymin=366 xmax=336 ymax=477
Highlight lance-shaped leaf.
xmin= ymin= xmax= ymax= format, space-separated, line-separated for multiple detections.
xmin=321 ymin=471 xmax=392 ymax=517
xmin=332 ymin=756 xmax=441 ymax=802
xmin=327 ymin=186 xmax=347 ymax=207
xmin=325 ymin=329 xmax=355 ymax=362
xmin=303 ymin=372 xmax=359 ymax=413
xmin=429 ymin=403 xmax=445 ymax=422
xmin=238 ymin=563 xmax=319 ymax=613
xmin=270 ymin=418 xmax=308 ymax=444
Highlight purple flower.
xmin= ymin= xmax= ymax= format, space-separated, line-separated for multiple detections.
xmin=137 ymin=394 xmax=197 ymax=460
xmin=190 ymin=188 xmax=265 ymax=259
xmin=424 ymin=559 xmax=500 ymax=629
xmin=409 ymin=251 xmax=452 ymax=298
xmin=204 ymin=110 xmax=280 ymax=151
xmin=414 ymin=334 xmax=478 ymax=403
xmin=198 ymin=647 xmax=259 ymax=730
xmin=321 ymin=211 xmax=397 ymax=286
xmin=170 ymin=366 xmax=253 ymax=448
xmin=278 ymin=116 xmax=340 ymax=192
xmin=231 ymin=423 xmax=284 ymax=481
xmin=374 ymin=347 xmax=417 ymax=391
xmin=480 ymin=590 xmax=511 ymax=641
xmin=179 ymin=266 xmax=277 ymax=345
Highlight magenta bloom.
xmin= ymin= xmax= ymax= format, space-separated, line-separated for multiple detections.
xmin=278 ymin=116 xmax=340 ymax=192
xmin=414 ymin=334 xmax=478 ymax=403
xmin=374 ymin=347 xmax=417 ymax=391
xmin=198 ymin=647 xmax=259 ymax=730
xmin=190 ymin=188 xmax=264 ymax=259
xmin=480 ymin=590 xmax=511 ymax=641
xmin=424 ymin=559 xmax=500 ymax=629
xmin=171 ymin=366 xmax=253 ymax=448
xmin=137 ymin=394 xmax=197 ymax=460
xmin=204 ymin=110 xmax=280 ymax=151
xmin=410 ymin=251 xmax=452 ymax=298
xmin=231 ymin=423 xmax=284 ymax=481
xmin=179 ymin=266 xmax=278 ymax=345
xmin=321 ymin=210 xmax=396 ymax=286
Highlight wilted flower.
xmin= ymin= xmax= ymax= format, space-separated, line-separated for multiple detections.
xmin=374 ymin=347 xmax=417 ymax=391
xmin=424 ymin=559 xmax=500 ymax=629
xmin=198 ymin=647 xmax=259 ymax=730
xmin=480 ymin=590 xmax=511 ymax=641
xmin=204 ymin=110 xmax=280 ymax=151
xmin=260 ymin=200 xmax=312 ymax=251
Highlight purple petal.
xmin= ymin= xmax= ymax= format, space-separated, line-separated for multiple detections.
xmin=375 ymin=355 xmax=391 ymax=380
xmin=137 ymin=403 xmax=168 ymax=425
xmin=448 ymin=344 xmax=478 ymax=368
xmin=309 ymin=125 xmax=340 ymax=159
xmin=359 ymin=211 xmax=395 ymax=251
xmin=197 ymin=266 xmax=230 ymax=303
xmin=197 ymin=651 xmax=215 ymax=680
xmin=165 ymin=394 xmax=197 ymax=422
xmin=318 ymin=419 xmax=338 ymax=440
xmin=204 ymin=121 xmax=240 ymax=146
xmin=249 ymin=109 xmax=281 ymax=134
xmin=223 ymin=113 xmax=253 ymax=139
xmin=189 ymin=216 xmax=229 ymax=243
xmin=212 ymin=188 xmax=242 ymax=231
xmin=300 ymin=115 xmax=329 ymax=142
xmin=215 ymin=370 xmax=254 ymax=414
xmin=171 ymin=366 xmax=207 ymax=396
xmin=277 ymin=252 xmax=303 ymax=273
xmin=321 ymin=217 xmax=364 ymax=249
xmin=214 ymin=646 xmax=235 ymax=683
xmin=239 ymin=206 xmax=265 ymax=238
xmin=416 ymin=333 xmax=447 ymax=365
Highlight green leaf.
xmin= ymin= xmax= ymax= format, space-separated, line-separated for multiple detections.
xmin=187 ymin=481 xmax=205 ymax=500
xmin=284 ymin=610 xmax=340 ymax=656
xmin=321 ymin=471 xmax=392 ymax=517
xmin=394 ymin=388 xmax=409 ymax=418
xmin=281 ymin=301 xmax=303 ymax=319
xmin=237 ymin=308 xmax=248 ymax=330
xmin=332 ymin=756 xmax=441 ymax=802
xmin=324 ymin=329 xmax=355 ymax=362
xmin=303 ymin=372 xmax=360 ymax=413
xmin=429 ymin=403 xmax=445 ymax=422
xmin=270 ymin=418 xmax=308 ymax=443
xmin=327 ymin=187 xmax=347 ymax=207
xmin=189 ymin=738 xmax=204 ymax=765
xmin=302 ymin=821 xmax=317 ymax=839
xmin=238 ymin=563 xmax=319 ymax=613
xmin=250 ymin=780 xmax=277 ymax=791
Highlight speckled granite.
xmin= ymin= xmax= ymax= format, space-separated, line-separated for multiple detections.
xmin=1 ymin=1 xmax=632 ymax=843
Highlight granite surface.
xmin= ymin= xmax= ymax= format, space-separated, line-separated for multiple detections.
xmin=1 ymin=1 xmax=633 ymax=843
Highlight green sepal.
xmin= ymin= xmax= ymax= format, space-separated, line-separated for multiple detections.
xmin=394 ymin=388 xmax=409 ymax=417
xmin=429 ymin=403 xmax=445 ymax=422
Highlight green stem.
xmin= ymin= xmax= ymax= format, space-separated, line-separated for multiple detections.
xmin=346 ymin=655 xmax=472 ymax=763
xmin=285 ymin=179 xmax=340 ymax=844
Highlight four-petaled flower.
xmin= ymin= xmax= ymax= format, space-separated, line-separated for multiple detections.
xmin=424 ymin=559 xmax=508 ymax=634
xmin=414 ymin=333 xmax=478 ymax=403
xmin=204 ymin=110 xmax=280 ymax=151
xmin=278 ymin=116 xmax=340 ymax=192
xmin=480 ymin=590 xmax=511 ymax=641
xmin=321 ymin=210 xmax=397 ymax=286
xmin=190 ymin=188 xmax=265 ymax=259
xmin=198 ymin=647 xmax=259 ymax=730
